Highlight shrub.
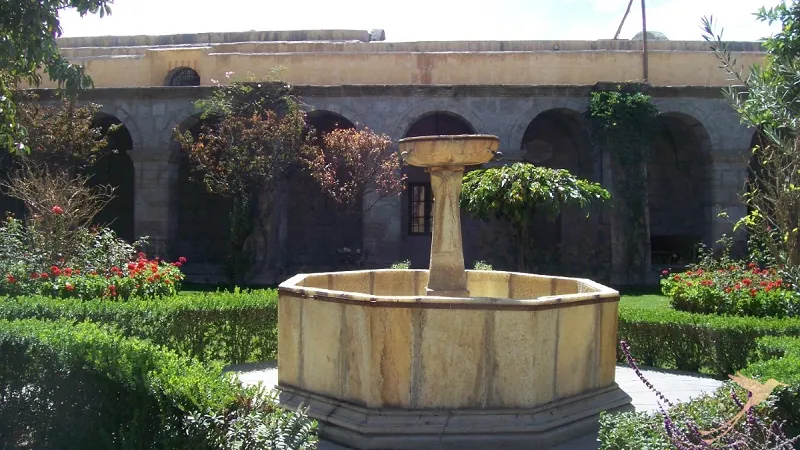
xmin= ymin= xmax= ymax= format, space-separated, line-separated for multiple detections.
xmin=661 ymin=262 xmax=800 ymax=318
xmin=390 ymin=260 xmax=410 ymax=269
xmin=600 ymin=341 xmax=797 ymax=449
xmin=743 ymin=336 xmax=800 ymax=436
xmin=473 ymin=260 xmax=494 ymax=271
xmin=0 ymin=317 xmax=315 ymax=449
xmin=618 ymin=303 xmax=800 ymax=376
xmin=0 ymin=288 xmax=279 ymax=365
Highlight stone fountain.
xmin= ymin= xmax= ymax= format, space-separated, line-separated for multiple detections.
xmin=277 ymin=135 xmax=632 ymax=449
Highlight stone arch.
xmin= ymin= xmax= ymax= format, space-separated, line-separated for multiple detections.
xmin=305 ymin=102 xmax=365 ymax=129
xmin=654 ymin=102 xmax=723 ymax=154
xmin=286 ymin=110 xmax=363 ymax=270
xmin=399 ymin=111 xmax=478 ymax=269
xmin=648 ymin=111 xmax=714 ymax=266
xmin=391 ymin=102 xmax=484 ymax=141
xmin=518 ymin=108 xmax=607 ymax=276
xmin=172 ymin=114 xmax=232 ymax=273
xmin=509 ymin=99 xmax=589 ymax=158
xmin=88 ymin=112 xmax=136 ymax=242
xmin=165 ymin=67 xmax=201 ymax=87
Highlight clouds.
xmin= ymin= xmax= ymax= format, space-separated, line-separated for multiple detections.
xmin=56 ymin=0 xmax=778 ymax=42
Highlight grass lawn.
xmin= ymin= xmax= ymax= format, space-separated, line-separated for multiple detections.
xmin=619 ymin=294 xmax=670 ymax=310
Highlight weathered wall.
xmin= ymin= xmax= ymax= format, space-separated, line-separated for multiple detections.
xmin=26 ymin=38 xmax=766 ymax=89
xmin=26 ymin=85 xmax=755 ymax=283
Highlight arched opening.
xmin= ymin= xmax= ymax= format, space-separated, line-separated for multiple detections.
xmin=87 ymin=113 xmax=135 ymax=242
xmin=286 ymin=111 xmax=361 ymax=270
xmin=173 ymin=115 xmax=232 ymax=276
xmin=520 ymin=108 xmax=605 ymax=276
xmin=401 ymin=112 xmax=476 ymax=269
xmin=648 ymin=113 xmax=713 ymax=266
xmin=166 ymin=67 xmax=201 ymax=87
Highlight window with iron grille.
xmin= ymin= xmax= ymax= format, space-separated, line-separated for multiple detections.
xmin=167 ymin=68 xmax=201 ymax=87
xmin=408 ymin=183 xmax=433 ymax=235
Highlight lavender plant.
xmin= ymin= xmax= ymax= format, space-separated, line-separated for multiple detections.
xmin=619 ymin=340 xmax=799 ymax=449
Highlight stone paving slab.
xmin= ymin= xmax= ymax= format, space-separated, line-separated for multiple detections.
xmin=225 ymin=363 xmax=724 ymax=450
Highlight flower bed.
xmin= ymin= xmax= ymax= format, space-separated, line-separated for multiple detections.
xmin=1 ymin=252 xmax=186 ymax=300
xmin=661 ymin=262 xmax=800 ymax=318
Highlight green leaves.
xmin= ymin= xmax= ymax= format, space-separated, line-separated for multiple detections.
xmin=460 ymin=162 xmax=610 ymax=224
xmin=0 ymin=0 xmax=114 ymax=153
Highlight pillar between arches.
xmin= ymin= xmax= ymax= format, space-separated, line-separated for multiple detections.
xmin=130 ymin=149 xmax=180 ymax=258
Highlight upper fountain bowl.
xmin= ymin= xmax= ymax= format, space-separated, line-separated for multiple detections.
xmin=398 ymin=134 xmax=500 ymax=168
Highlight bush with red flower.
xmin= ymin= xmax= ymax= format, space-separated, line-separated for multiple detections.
xmin=661 ymin=261 xmax=800 ymax=318
xmin=0 ymin=252 xmax=186 ymax=300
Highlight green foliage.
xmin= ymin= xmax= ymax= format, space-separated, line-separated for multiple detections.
xmin=460 ymin=162 xmax=609 ymax=270
xmin=0 ymin=0 xmax=113 ymax=153
xmin=0 ymin=317 xmax=316 ymax=449
xmin=0 ymin=318 xmax=239 ymax=448
xmin=587 ymin=86 xmax=660 ymax=283
xmin=599 ymin=383 xmax=754 ymax=450
xmin=390 ymin=260 xmax=411 ymax=269
xmin=743 ymin=336 xmax=800 ymax=433
xmin=473 ymin=260 xmax=494 ymax=271
xmin=618 ymin=300 xmax=800 ymax=376
xmin=174 ymin=75 xmax=315 ymax=284
xmin=0 ymin=289 xmax=279 ymax=364
xmin=186 ymin=390 xmax=318 ymax=450
xmin=703 ymin=6 xmax=800 ymax=273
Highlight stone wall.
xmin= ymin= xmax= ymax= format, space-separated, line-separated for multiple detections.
xmin=25 ymin=85 xmax=755 ymax=284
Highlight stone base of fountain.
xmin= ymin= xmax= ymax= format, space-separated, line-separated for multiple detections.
xmin=279 ymin=383 xmax=631 ymax=449
xmin=276 ymin=269 xmax=632 ymax=449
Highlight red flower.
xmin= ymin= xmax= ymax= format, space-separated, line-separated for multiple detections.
xmin=734 ymin=283 xmax=742 ymax=290
xmin=686 ymin=281 xmax=693 ymax=287
xmin=40 ymin=272 xmax=49 ymax=279
xmin=151 ymin=266 xmax=158 ymax=273
xmin=750 ymin=288 xmax=758 ymax=297
xmin=673 ymin=275 xmax=681 ymax=281
xmin=661 ymin=270 xmax=669 ymax=276
xmin=178 ymin=256 xmax=187 ymax=264
xmin=724 ymin=287 xmax=732 ymax=294
xmin=742 ymin=278 xmax=752 ymax=286
xmin=127 ymin=263 xmax=136 ymax=271
xmin=701 ymin=279 xmax=713 ymax=287
xmin=6 ymin=274 xmax=16 ymax=284
xmin=30 ymin=272 xmax=39 ymax=279
xmin=50 ymin=266 xmax=61 ymax=276
xmin=748 ymin=262 xmax=757 ymax=269
xmin=63 ymin=268 xmax=73 ymax=276
xmin=51 ymin=205 xmax=64 ymax=215
xmin=65 ymin=283 xmax=74 ymax=291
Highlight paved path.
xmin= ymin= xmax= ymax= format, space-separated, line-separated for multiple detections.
xmin=225 ymin=363 xmax=723 ymax=450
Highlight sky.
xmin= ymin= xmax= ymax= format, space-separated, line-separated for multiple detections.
xmin=58 ymin=0 xmax=780 ymax=42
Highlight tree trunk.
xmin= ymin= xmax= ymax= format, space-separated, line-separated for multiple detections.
xmin=609 ymin=158 xmax=652 ymax=286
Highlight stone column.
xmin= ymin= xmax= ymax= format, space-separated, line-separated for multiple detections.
xmin=130 ymin=149 xmax=180 ymax=258
xmin=427 ymin=166 xmax=469 ymax=297
xmin=709 ymin=153 xmax=749 ymax=253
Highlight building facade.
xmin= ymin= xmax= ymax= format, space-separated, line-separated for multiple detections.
xmin=27 ymin=30 xmax=767 ymax=284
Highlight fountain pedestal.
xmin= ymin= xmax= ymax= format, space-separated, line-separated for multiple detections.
xmin=276 ymin=134 xmax=632 ymax=449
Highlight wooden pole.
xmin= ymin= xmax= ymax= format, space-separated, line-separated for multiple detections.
xmin=614 ymin=0 xmax=635 ymax=40
xmin=641 ymin=0 xmax=649 ymax=81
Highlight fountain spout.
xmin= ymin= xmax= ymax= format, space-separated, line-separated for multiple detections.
xmin=398 ymin=134 xmax=500 ymax=297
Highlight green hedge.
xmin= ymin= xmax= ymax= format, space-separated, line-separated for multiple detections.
xmin=0 ymin=289 xmax=278 ymax=365
xmin=0 ymin=318 xmax=244 ymax=448
xmin=618 ymin=303 xmax=800 ymax=377
xmin=742 ymin=336 xmax=800 ymax=436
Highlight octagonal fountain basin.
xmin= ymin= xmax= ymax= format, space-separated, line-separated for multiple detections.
xmin=277 ymin=269 xmax=632 ymax=450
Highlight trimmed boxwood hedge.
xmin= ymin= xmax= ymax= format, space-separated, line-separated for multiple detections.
xmin=0 ymin=288 xmax=278 ymax=365
xmin=618 ymin=301 xmax=800 ymax=377
xmin=0 ymin=318 xmax=244 ymax=448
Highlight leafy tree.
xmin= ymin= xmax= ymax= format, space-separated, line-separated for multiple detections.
xmin=0 ymin=0 xmax=113 ymax=153
xmin=175 ymin=77 xmax=316 ymax=283
xmin=302 ymin=127 xmax=405 ymax=210
xmin=702 ymin=3 xmax=800 ymax=286
xmin=460 ymin=162 xmax=610 ymax=271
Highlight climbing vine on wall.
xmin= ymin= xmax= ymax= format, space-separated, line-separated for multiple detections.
xmin=587 ymin=85 xmax=660 ymax=283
